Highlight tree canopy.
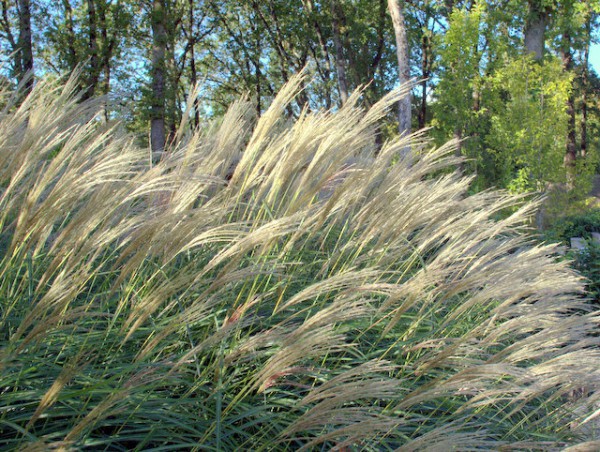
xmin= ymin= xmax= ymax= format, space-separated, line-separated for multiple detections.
xmin=1 ymin=0 xmax=599 ymax=199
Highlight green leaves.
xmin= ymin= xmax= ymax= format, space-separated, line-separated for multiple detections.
xmin=487 ymin=56 xmax=572 ymax=192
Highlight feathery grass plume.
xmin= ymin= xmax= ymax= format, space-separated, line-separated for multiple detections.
xmin=1 ymin=71 xmax=599 ymax=450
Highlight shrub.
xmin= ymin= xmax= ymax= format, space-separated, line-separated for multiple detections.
xmin=1 ymin=75 xmax=600 ymax=450
xmin=544 ymin=208 xmax=600 ymax=244
xmin=543 ymin=210 xmax=600 ymax=307
xmin=561 ymin=240 xmax=600 ymax=307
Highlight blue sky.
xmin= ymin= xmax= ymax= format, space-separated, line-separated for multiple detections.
xmin=591 ymin=43 xmax=600 ymax=73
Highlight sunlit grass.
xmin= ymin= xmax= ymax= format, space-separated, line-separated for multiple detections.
xmin=1 ymin=73 xmax=599 ymax=450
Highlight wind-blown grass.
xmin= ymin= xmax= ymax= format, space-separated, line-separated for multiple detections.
xmin=1 ymin=74 xmax=599 ymax=450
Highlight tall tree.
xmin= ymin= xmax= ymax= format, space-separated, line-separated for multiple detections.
xmin=17 ymin=0 xmax=33 ymax=92
xmin=302 ymin=0 xmax=334 ymax=109
xmin=0 ymin=0 xmax=33 ymax=90
xmin=409 ymin=0 xmax=437 ymax=130
xmin=331 ymin=0 xmax=349 ymax=105
xmin=580 ymin=8 xmax=592 ymax=158
xmin=552 ymin=0 xmax=581 ymax=182
xmin=388 ymin=0 xmax=411 ymax=136
xmin=524 ymin=0 xmax=550 ymax=60
xmin=561 ymin=30 xmax=577 ymax=179
xmin=487 ymin=57 xmax=571 ymax=193
xmin=97 ymin=0 xmax=122 ymax=119
xmin=40 ymin=0 xmax=131 ymax=110
xmin=0 ymin=0 xmax=19 ymax=79
xmin=184 ymin=0 xmax=204 ymax=127
xmin=150 ymin=0 xmax=167 ymax=160
xmin=3 ymin=0 xmax=593 ymax=202
xmin=83 ymin=0 xmax=100 ymax=99
xmin=432 ymin=3 xmax=496 ymax=180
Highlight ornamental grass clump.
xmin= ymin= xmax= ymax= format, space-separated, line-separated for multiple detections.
xmin=1 ymin=74 xmax=600 ymax=450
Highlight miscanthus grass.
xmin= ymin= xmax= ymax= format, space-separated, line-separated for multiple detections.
xmin=1 ymin=74 xmax=599 ymax=450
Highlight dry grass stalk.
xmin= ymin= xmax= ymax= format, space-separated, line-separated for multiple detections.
xmin=0 ymin=73 xmax=599 ymax=449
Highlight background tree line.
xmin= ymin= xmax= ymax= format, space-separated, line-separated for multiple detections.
xmin=1 ymin=0 xmax=599 ymax=204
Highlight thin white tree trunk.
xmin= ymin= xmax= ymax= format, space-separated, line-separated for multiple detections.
xmin=388 ymin=0 xmax=411 ymax=137
xmin=331 ymin=0 xmax=349 ymax=105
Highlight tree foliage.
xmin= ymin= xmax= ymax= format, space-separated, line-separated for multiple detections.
xmin=488 ymin=56 xmax=575 ymax=191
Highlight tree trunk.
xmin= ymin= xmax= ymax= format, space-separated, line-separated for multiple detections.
xmin=99 ymin=1 xmax=113 ymax=121
xmin=369 ymin=0 xmax=386 ymax=80
xmin=418 ymin=32 xmax=429 ymax=129
xmin=564 ymin=87 xmax=577 ymax=180
xmin=388 ymin=0 xmax=411 ymax=137
xmin=251 ymin=1 xmax=262 ymax=116
xmin=1 ymin=0 xmax=19 ymax=76
xmin=581 ymin=13 xmax=591 ymax=158
xmin=82 ymin=0 xmax=100 ymax=100
xmin=331 ymin=0 xmax=349 ymax=105
xmin=16 ymin=0 xmax=33 ymax=93
xmin=524 ymin=0 xmax=548 ymax=60
xmin=453 ymin=124 xmax=463 ymax=160
xmin=166 ymin=27 xmax=178 ymax=140
xmin=304 ymin=0 xmax=333 ymax=109
xmin=151 ymin=0 xmax=167 ymax=162
xmin=62 ymin=0 xmax=78 ymax=71
xmin=561 ymin=32 xmax=577 ymax=184
xmin=188 ymin=0 xmax=199 ymax=128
